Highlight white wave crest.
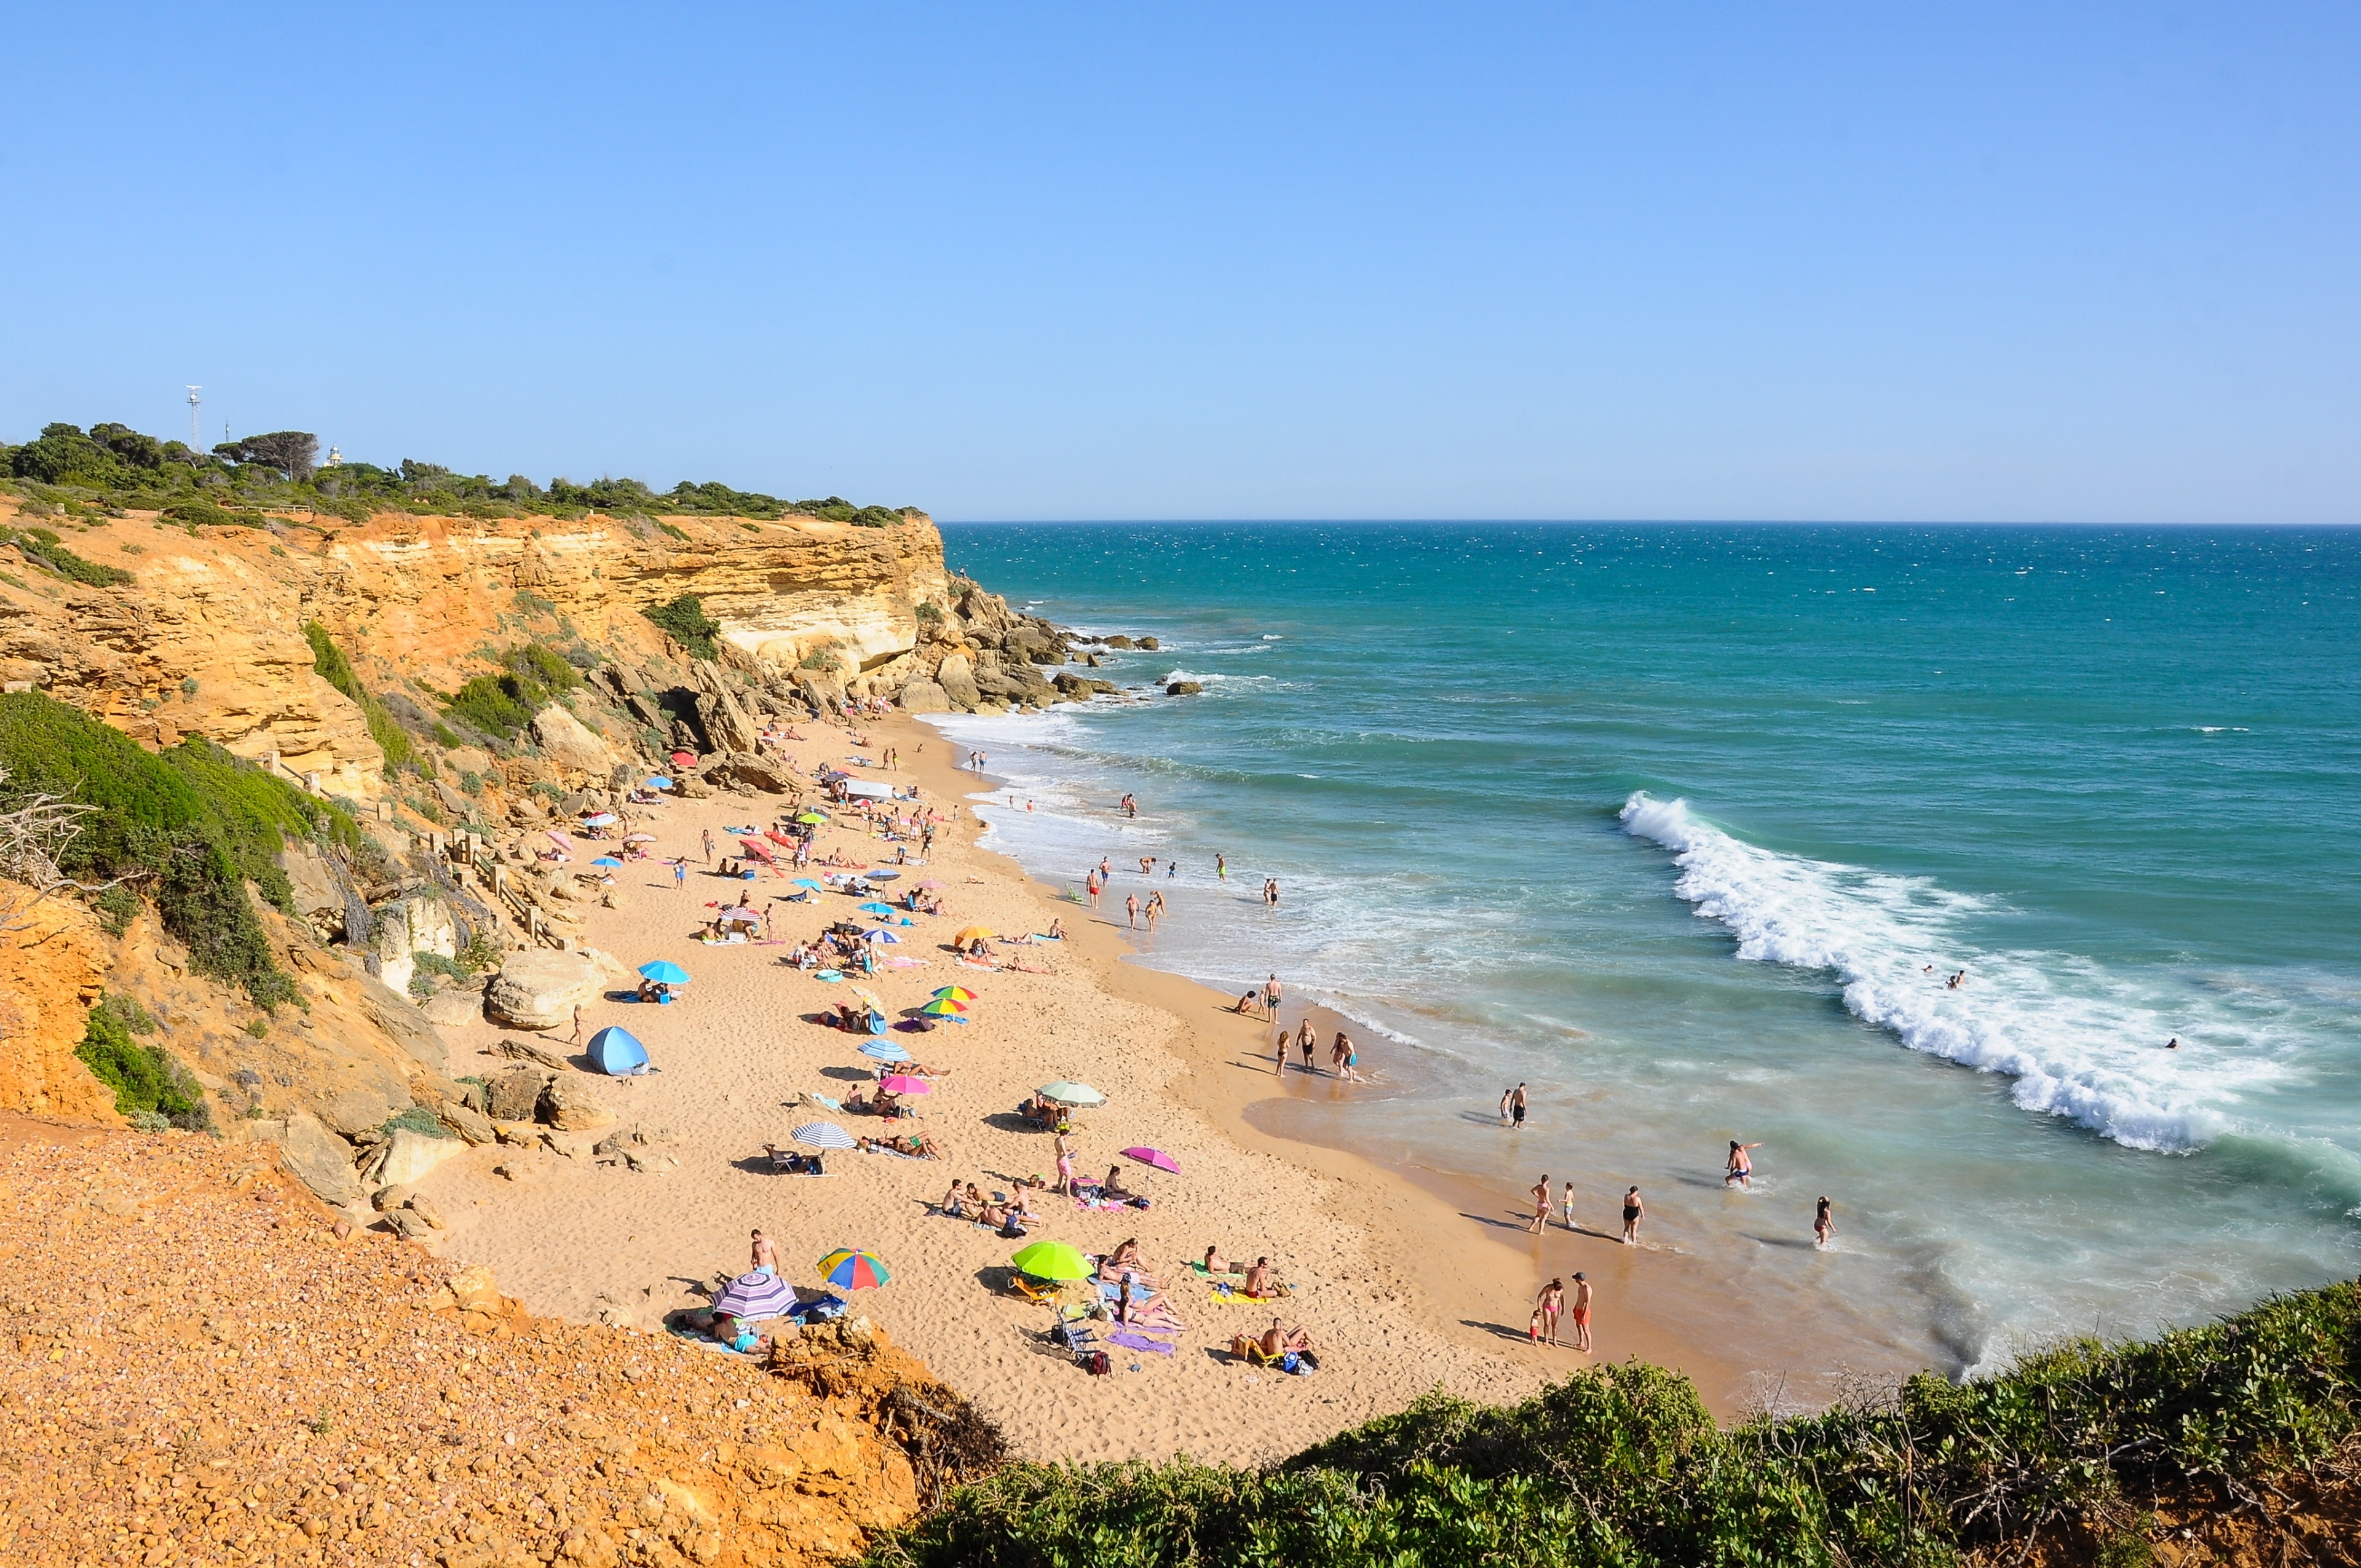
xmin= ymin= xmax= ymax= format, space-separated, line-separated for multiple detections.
xmin=1619 ymin=793 xmax=2277 ymax=1152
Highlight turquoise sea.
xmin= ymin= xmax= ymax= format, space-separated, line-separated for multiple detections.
xmin=930 ymin=522 xmax=2361 ymax=1385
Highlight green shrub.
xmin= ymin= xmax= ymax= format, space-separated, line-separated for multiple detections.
xmin=2 ymin=525 xmax=134 ymax=587
xmin=162 ymin=497 xmax=235 ymax=529
xmin=303 ymin=620 xmax=424 ymax=775
xmin=657 ymin=521 xmax=692 ymax=543
xmin=76 ymin=995 xmax=210 ymax=1131
xmin=380 ymin=1104 xmax=453 ymax=1140
xmin=865 ymin=1285 xmax=2361 ymax=1568
xmin=444 ymin=643 xmax=579 ymax=739
xmin=643 ymin=594 xmax=722 ymax=660
xmin=0 ymin=694 xmax=347 ymax=1008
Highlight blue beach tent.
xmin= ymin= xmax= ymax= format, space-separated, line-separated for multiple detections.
xmin=588 ymin=1026 xmax=652 ymax=1077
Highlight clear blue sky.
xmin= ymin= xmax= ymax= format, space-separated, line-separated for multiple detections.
xmin=4 ymin=4 xmax=2355 ymax=523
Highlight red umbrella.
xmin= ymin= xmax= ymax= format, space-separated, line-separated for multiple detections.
xmin=671 ymin=751 xmax=697 ymax=768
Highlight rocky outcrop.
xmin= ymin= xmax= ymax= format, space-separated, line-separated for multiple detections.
xmin=0 ymin=894 xmax=116 ymax=1122
xmin=485 ymin=949 xmax=607 ymax=1030
xmin=702 ymin=750 xmax=795 ymax=793
xmin=530 ymin=703 xmax=615 ymax=780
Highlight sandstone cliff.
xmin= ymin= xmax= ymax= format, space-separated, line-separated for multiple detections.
xmin=0 ymin=896 xmax=115 ymax=1122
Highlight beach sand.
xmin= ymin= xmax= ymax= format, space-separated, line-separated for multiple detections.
xmin=416 ymin=713 xmax=1765 ymax=1466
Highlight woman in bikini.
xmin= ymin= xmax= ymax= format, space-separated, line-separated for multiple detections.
xmin=1814 ymin=1195 xmax=1834 ymax=1249
xmin=1536 ymin=1278 xmax=1565 ymax=1347
xmin=1726 ymin=1141 xmax=1762 ymax=1190
xmin=1527 ymin=1174 xmax=1553 ymax=1235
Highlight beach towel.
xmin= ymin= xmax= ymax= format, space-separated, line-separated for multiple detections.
xmin=1209 ymin=1282 xmax=1292 ymax=1304
xmin=1107 ymin=1331 xmax=1176 ymax=1356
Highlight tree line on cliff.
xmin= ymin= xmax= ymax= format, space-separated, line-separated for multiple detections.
xmin=1 ymin=418 xmax=920 ymax=529
xmin=863 ymin=1281 xmax=2361 ymax=1567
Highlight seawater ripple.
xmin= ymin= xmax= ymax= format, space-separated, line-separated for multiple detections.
xmin=1618 ymin=792 xmax=2280 ymax=1153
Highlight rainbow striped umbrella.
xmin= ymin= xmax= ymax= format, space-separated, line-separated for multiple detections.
xmin=817 ymin=1249 xmax=890 ymax=1290
xmin=917 ymin=997 xmax=969 ymax=1018
xmin=931 ymin=986 xmax=978 ymax=1002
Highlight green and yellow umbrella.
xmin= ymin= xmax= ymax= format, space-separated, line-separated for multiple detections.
xmin=1010 ymin=1240 xmax=1093 ymax=1282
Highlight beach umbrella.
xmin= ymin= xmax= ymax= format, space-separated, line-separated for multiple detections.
xmin=817 ymin=1249 xmax=891 ymax=1290
xmin=624 ymin=833 xmax=657 ymax=844
xmin=1038 ymin=1081 xmax=1105 ymax=1108
xmin=931 ymin=986 xmax=978 ymax=1002
xmin=791 ymin=878 xmax=824 ymax=892
xmin=720 ymin=908 xmax=761 ymax=925
xmin=863 ymin=929 xmax=900 ymax=944
xmin=916 ymin=880 xmax=944 ymax=889
xmin=876 ymin=1075 xmax=931 ymax=1095
xmin=858 ymin=1040 xmax=911 ymax=1063
xmin=591 ymin=856 xmax=623 ymax=868
xmin=1010 ymin=1240 xmax=1093 ymax=1282
xmin=857 ymin=901 xmax=896 ymax=915
xmin=638 ymin=960 xmax=692 ymax=985
xmin=794 ymin=812 xmax=829 ymax=825
xmin=545 ymin=830 xmax=575 ymax=849
xmin=916 ymin=997 xmax=968 ymax=1019
xmin=712 ymin=1271 xmax=796 ymax=1320
xmin=869 ymin=870 xmax=900 ymax=881
xmin=791 ymin=1122 xmax=857 ymax=1150
xmin=671 ymin=751 xmax=697 ymax=767
xmin=952 ymin=926 xmax=995 ymax=946
xmin=803 ymin=1093 xmax=842 ymax=1111
xmin=643 ymin=775 xmax=673 ymax=788
xmin=582 ymin=812 xmax=619 ymax=826
xmin=587 ymin=1026 xmax=651 ymax=1077
xmin=1121 ymin=1147 xmax=1180 ymax=1174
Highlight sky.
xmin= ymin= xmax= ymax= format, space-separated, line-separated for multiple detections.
xmin=2 ymin=4 xmax=2356 ymax=523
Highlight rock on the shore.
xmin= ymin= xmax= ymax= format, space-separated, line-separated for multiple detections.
xmin=438 ymin=1100 xmax=497 ymax=1145
xmin=540 ymin=1073 xmax=615 ymax=1131
xmin=420 ymin=986 xmax=484 ymax=1026
xmin=278 ymin=1111 xmax=367 ymax=1206
xmin=1165 ymin=680 xmax=1204 ymax=697
xmin=531 ymin=703 xmax=617 ymax=778
xmin=896 ymin=678 xmax=952 ymax=714
xmin=935 ymin=652 xmax=982 ymax=711
xmin=703 ymin=751 xmax=794 ymax=793
xmin=486 ymin=949 xmax=606 ymax=1029
xmin=485 ymin=1066 xmax=553 ymax=1123
xmin=374 ymin=1127 xmax=466 ymax=1187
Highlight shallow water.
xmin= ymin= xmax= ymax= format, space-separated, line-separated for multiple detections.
xmin=931 ymin=521 xmax=2361 ymax=1377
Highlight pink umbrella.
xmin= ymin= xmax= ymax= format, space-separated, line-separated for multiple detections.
xmin=877 ymin=1075 xmax=932 ymax=1095
xmin=545 ymin=829 xmax=575 ymax=849
xmin=1121 ymin=1147 xmax=1180 ymax=1174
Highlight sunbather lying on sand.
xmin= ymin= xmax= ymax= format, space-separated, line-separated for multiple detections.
xmin=1203 ymin=1245 xmax=1248 ymax=1275
xmin=1099 ymin=1237 xmax=1160 ymax=1286
xmin=680 ymin=1309 xmax=772 ymax=1356
xmin=859 ymin=1132 xmax=941 ymax=1159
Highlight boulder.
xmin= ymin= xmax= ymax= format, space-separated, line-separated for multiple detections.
xmin=406 ymin=1194 xmax=448 ymax=1230
xmin=934 ymin=653 xmax=981 ymax=711
xmin=433 ymin=779 xmax=472 ymax=818
xmin=376 ymin=1127 xmax=465 ymax=1187
xmin=1102 ymin=635 xmax=1134 ymax=649
xmin=1165 ymin=680 xmax=1204 ymax=697
xmin=702 ymin=751 xmax=793 ymax=793
xmin=443 ymin=1264 xmax=503 ymax=1313
xmin=496 ymin=1034 xmax=571 ymax=1071
xmin=370 ymin=1184 xmax=415 ymax=1213
xmin=384 ymin=1207 xmax=437 ymax=1242
xmin=895 ymin=678 xmax=952 ymax=715
xmin=531 ymin=705 xmax=616 ymax=779
xmin=419 ymin=987 xmax=484 ymax=1028
xmin=437 ymin=1101 xmax=497 ymax=1146
xmin=485 ymin=1066 xmax=553 ymax=1123
xmin=1137 ymin=636 xmax=1160 ymax=650
xmin=312 ymin=1058 xmax=415 ymax=1141
xmin=279 ymin=1112 xmax=365 ymax=1208
xmin=540 ymin=1074 xmax=615 ymax=1131
xmin=485 ymin=949 xmax=606 ymax=1030
xmin=360 ymin=972 xmax=451 ymax=1073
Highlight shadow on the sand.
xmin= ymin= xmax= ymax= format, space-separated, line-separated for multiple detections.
xmin=1462 ymin=1318 xmax=1539 ymax=1345
xmin=1744 ymin=1234 xmax=1818 ymax=1250
xmin=1461 ymin=1211 xmax=1538 ymax=1235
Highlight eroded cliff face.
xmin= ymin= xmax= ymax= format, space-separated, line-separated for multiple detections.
xmin=0 ymin=503 xmax=956 ymax=793
xmin=0 ymin=895 xmax=115 ymax=1122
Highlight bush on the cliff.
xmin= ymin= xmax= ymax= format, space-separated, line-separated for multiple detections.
xmin=0 ymin=693 xmax=357 ymax=1009
xmin=303 ymin=621 xmax=429 ymax=778
xmin=643 ymin=595 xmax=722 ymax=660
xmin=443 ymin=643 xmax=580 ymax=740
xmin=77 ymin=993 xmax=212 ymax=1131
xmin=1 ymin=525 xmax=134 ymax=587
xmin=866 ymin=1284 xmax=2361 ymax=1568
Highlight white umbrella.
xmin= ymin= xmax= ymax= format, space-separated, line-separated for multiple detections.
xmin=791 ymin=1122 xmax=857 ymax=1150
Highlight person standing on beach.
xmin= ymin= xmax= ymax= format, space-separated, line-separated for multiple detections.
xmin=1527 ymin=1175 xmax=1552 ymax=1234
xmin=1726 ymin=1141 xmax=1762 ymax=1189
xmin=1511 ymin=1083 xmax=1529 ymax=1130
xmin=1054 ymin=1132 xmax=1077 ymax=1195
xmin=1814 ymin=1196 xmax=1834 ymax=1249
xmin=1621 ymin=1187 xmax=1644 ymax=1245
xmin=751 ymin=1229 xmax=780 ymax=1277
xmin=1264 ymin=974 xmax=1283 ymax=1014
xmin=1499 ymin=1088 xmax=1513 ymax=1127
xmin=1562 ymin=1179 xmax=1577 ymax=1232
xmin=702 ymin=828 xmax=715 ymax=867
xmin=1275 ymin=1027 xmax=1289 ymax=1074
xmin=674 ymin=859 xmax=687 ymax=891
xmin=569 ymin=1004 xmax=585 ymax=1048
xmin=1536 ymin=1278 xmax=1565 ymax=1347
xmin=1570 ymin=1273 xmax=1592 ymax=1352
xmin=1216 ymin=853 xmax=1227 ymax=881
xmin=1125 ymin=893 xmax=1140 ymax=929
xmin=1300 ymin=1028 xmax=1316 ymax=1073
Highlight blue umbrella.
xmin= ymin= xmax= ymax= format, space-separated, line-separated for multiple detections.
xmin=644 ymin=775 xmax=673 ymax=788
xmin=863 ymin=929 xmax=900 ymax=944
xmin=857 ymin=902 xmax=896 ymax=915
xmin=791 ymin=879 xmax=824 ymax=892
xmin=591 ymin=856 xmax=623 ymax=868
xmin=587 ymin=1026 xmax=650 ymax=1076
xmin=638 ymin=960 xmax=692 ymax=985
xmin=859 ymin=1040 xmax=911 ymax=1063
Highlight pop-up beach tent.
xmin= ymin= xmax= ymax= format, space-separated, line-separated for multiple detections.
xmin=588 ymin=1026 xmax=651 ymax=1076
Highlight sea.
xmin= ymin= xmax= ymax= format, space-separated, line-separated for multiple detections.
xmin=927 ymin=521 xmax=2361 ymax=1385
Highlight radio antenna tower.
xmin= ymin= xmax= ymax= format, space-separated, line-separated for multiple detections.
xmin=185 ymin=386 xmax=202 ymax=446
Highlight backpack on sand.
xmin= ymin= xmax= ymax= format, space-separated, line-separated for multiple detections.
xmin=1084 ymin=1350 xmax=1111 ymax=1376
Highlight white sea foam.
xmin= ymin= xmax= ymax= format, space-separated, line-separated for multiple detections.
xmin=1619 ymin=793 xmax=2282 ymax=1152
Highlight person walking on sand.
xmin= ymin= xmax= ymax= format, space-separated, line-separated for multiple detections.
xmin=1275 ymin=1027 xmax=1290 ymax=1075
xmin=751 ymin=1229 xmax=780 ymax=1277
xmin=1264 ymin=974 xmax=1283 ymax=1014
xmin=1726 ymin=1141 xmax=1762 ymax=1189
xmin=1299 ymin=1026 xmax=1317 ymax=1074
xmin=568 ymin=1004 xmax=585 ymax=1048
xmin=1562 ymin=1179 xmax=1578 ymax=1232
xmin=1527 ymin=1175 xmax=1552 ymax=1234
xmin=1814 ymin=1195 xmax=1834 ymax=1249
xmin=1570 ymin=1272 xmax=1592 ymax=1352
xmin=674 ymin=859 xmax=687 ymax=891
xmin=1125 ymin=893 xmax=1140 ymax=929
xmin=1621 ymin=1186 xmax=1644 ymax=1245
xmin=1054 ymin=1132 xmax=1077 ymax=1196
xmin=702 ymin=828 xmax=715 ymax=867
xmin=1536 ymin=1278 xmax=1565 ymax=1347
xmin=1499 ymin=1087 xmax=1513 ymax=1127
xmin=1511 ymin=1083 xmax=1529 ymax=1130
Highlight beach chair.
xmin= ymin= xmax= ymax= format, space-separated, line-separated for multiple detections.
xmin=1008 ymin=1273 xmax=1060 ymax=1304
xmin=1053 ymin=1316 xmax=1106 ymax=1371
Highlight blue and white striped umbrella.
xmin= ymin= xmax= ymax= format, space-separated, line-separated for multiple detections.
xmin=712 ymin=1271 xmax=795 ymax=1319
xmin=790 ymin=1122 xmax=858 ymax=1150
xmin=858 ymin=1040 xmax=911 ymax=1063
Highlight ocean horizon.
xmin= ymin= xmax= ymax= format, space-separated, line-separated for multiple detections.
xmin=929 ymin=518 xmax=2361 ymax=1385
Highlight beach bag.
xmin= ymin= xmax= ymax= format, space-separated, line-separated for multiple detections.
xmin=1084 ymin=1350 xmax=1111 ymax=1376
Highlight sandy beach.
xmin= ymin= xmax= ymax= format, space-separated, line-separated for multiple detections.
xmin=415 ymin=711 xmax=1758 ymax=1465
